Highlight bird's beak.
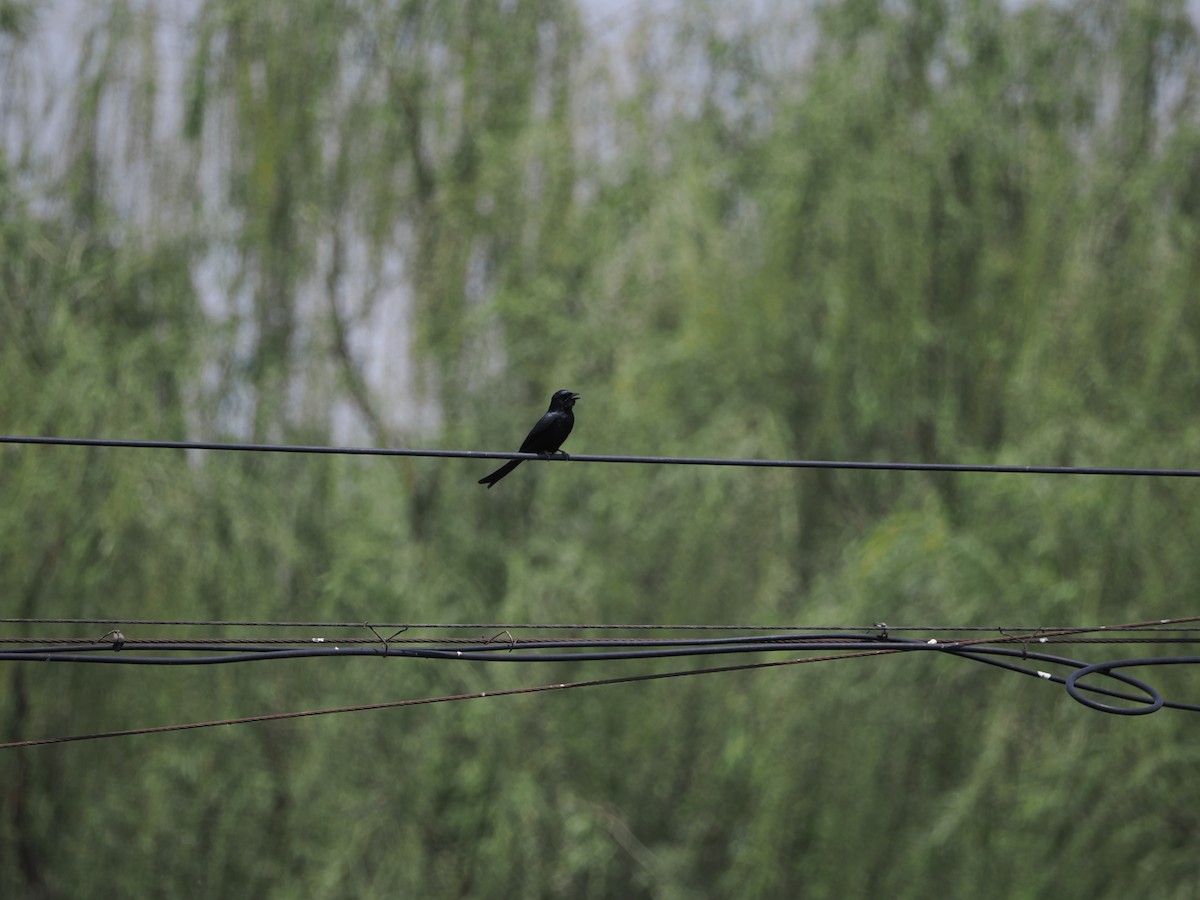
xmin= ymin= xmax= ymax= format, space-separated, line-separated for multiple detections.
xmin=571 ymin=393 xmax=581 ymax=402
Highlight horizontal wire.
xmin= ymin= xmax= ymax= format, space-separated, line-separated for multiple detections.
xmin=0 ymin=636 xmax=921 ymax=664
xmin=3 ymin=634 xmax=1198 ymax=647
xmin=5 ymin=616 xmax=1200 ymax=632
xmin=1 ymin=636 xmax=1198 ymax=669
xmin=2 ymin=619 xmax=1196 ymax=675
xmin=0 ymin=616 xmax=1194 ymax=662
xmin=0 ymin=650 xmax=870 ymax=750
xmin=4 ymin=636 xmax=1198 ymax=749
xmin=4 ymin=434 xmax=1200 ymax=477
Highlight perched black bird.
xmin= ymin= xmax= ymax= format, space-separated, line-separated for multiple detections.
xmin=479 ymin=389 xmax=580 ymax=488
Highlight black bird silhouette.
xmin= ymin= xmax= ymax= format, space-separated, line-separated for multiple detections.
xmin=479 ymin=389 xmax=580 ymax=488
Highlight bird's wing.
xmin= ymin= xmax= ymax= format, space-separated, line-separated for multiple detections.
xmin=518 ymin=412 xmax=558 ymax=452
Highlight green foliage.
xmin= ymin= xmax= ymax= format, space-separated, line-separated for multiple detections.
xmin=3 ymin=0 xmax=1200 ymax=896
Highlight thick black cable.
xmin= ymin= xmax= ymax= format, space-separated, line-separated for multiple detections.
xmin=1065 ymin=657 xmax=1200 ymax=715
xmin=0 ymin=633 xmax=1194 ymax=662
xmin=0 ymin=634 xmax=908 ymax=664
xmin=2 ymin=638 xmax=1195 ymax=750
xmin=1 ymin=633 xmax=1196 ymax=714
xmin=0 ymin=650 xmax=879 ymax=750
xmin=2 ymin=634 xmax=1197 ymax=647
xmin=4 ymin=434 xmax=1200 ymax=477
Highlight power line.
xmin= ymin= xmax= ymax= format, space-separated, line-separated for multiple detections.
xmin=3 ymin=634 xmax=1196 ymax=647
xmin=1 ymin=620 xmax=1197 ymax=749
xmin=2 ymin=636 xmax=1196 ymax=750
xmin=0 ymin=651 xmax=868 ymax=750
xmin=1 ymin=635 xmax=1198 ymax=667
xmin=4 ymin=615 xmax=1200 ymax=632
xmin=0 ymin=635 xmax=934 ymax=665
xmin=3 ymin=434 xmax=1200 ymax=477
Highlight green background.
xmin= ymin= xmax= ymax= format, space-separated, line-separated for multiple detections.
xmin=2 ymin=0 xmax=1199 ymax=896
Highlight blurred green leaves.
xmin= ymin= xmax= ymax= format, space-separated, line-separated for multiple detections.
xmin=3 ymin=0 xmax=1200 ymax=896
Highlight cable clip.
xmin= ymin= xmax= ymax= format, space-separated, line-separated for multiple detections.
xmin=486 ymin=630 xmax=516 ymax=652
xmin=365 ymin=623 xmax=408 ymax=657
xmin=98 ymin=629 xmax=126 ymax=651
